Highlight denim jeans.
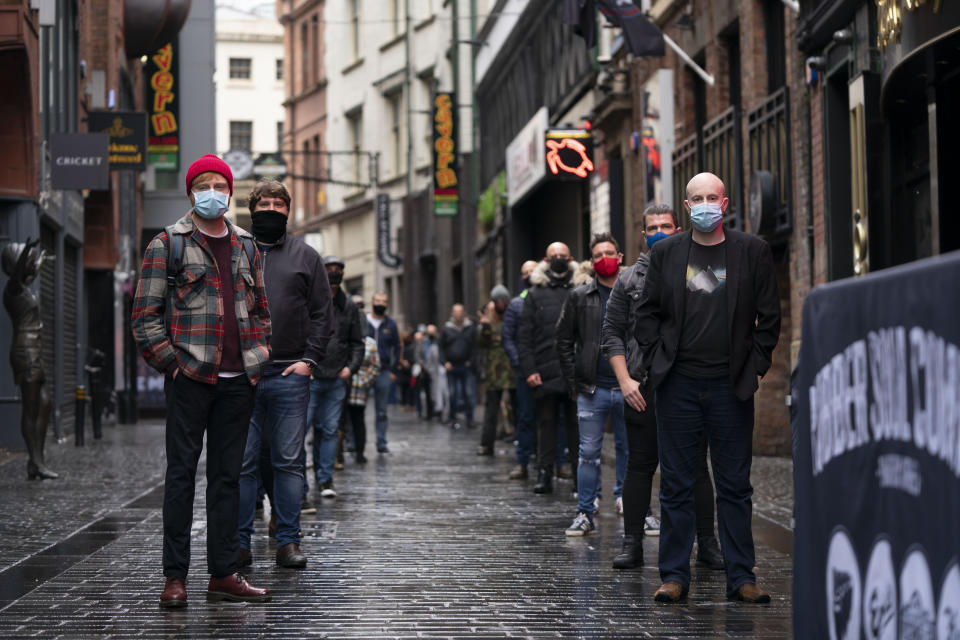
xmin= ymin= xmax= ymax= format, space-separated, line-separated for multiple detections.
xmin=655 ymin=371 xmax=756 ymax=595
xmin=307 ymin=377 xmax=348 ymax=485
xmin=446 ymin=365 xmax=475 ymax=424
xmin=575 ymin=387 xmax=626 ymax=514
xmin=238 ymin=367 xmax=310 ymax=549
xmin=373 ymin=370 xmax=392 ymax=451
xmin=514 ymin=371 xmax=536 ymax=466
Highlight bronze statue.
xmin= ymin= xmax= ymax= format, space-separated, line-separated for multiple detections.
xmin=2 ymin=238 xmax=58 ymax=480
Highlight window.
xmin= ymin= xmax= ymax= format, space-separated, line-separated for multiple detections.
xmin=229 ymin=58 xmax=251 ymax=80
xmin=276 ymin=122 xmax=283 ymax=151
xmin=387 ymin=92 xmax=403 ymax=176
xmin=311 ymin=15 xmax=319 ymax=85
xmin=301 ymin=22 xmax=309 ymax=91
xmin=276 ymin=59 xmax=283 ymax=81
xmin=229 ymin=121 xmax=252 ymax=151
xmin=391 ymin=0 xmax=402 ymax=36
xmin=348 ymin=112 xmax=363 ymax=184
xmin=350 ymin=0 xmax=361 ymax=61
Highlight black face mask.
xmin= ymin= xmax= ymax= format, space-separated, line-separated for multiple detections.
xmin=523 ymin=277 xmax=532 ymax=289
xmin=327 ymin=271 xmax=343 ymax=286
xmin=251 ymin=210 xmax=288 ymax=244
xmin=549 ymin=257 xmax=569 ymax=274
xmin=372 ymin=304 xmax=387 ymax=316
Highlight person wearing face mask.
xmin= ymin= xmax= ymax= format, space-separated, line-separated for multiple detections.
xmin=500 ymin=260 xmax=539 ymax=479
xmin=132 ymin=154 xmax=272 ymax=608
xmin=304 ymin=255 xmax=364 ymax=494
xmin=633 ymin=173 xmax=781 ymax=604
xmin=601 ymin=203 xmax=723 ymax=572
xmin=236 ymin=179 xmax=334 ymax=571
xmin=516 ymin=243 xmax=580 ymax=495
xmin=367 ymin=291 xmax=401 ymax=454
xmin=555 ymin=233 xmax=630 ymax=537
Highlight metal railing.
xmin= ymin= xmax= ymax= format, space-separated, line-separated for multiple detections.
xmin=702 ymin=106 xmax=743 ymax=230
xmin=671 ymin=132 xmax=698 ymax=228
xmin=747 ymin=86 xmax=792 ymax=234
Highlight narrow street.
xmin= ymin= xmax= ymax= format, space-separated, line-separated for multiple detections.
xmin=0 ymin=408 xmax=794 ymax=638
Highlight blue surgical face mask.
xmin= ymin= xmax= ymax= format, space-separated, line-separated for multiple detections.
xmin=645 ymin=231 xmax=669 ymax=249
xmin=690 ymin=202 xmax=724 ymax=232
xmin=193 ymin=189 xmax=229 ymax=219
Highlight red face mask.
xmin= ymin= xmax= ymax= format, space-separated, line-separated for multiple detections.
xmin=593 ymin=256 xmax=620 ymax=277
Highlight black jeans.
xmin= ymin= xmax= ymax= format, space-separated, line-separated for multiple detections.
xmin=346 ymin=404 xmax=367 ymax=458
xmin=535 ymin=393 xmax=578 ymax=473
xmin=163 ymin=373 xmax=255 ymax=579
xmin=622 ymin=399 xmax=716 ymax=538
xmin=481 ymin=388 xmax=517 ymax=449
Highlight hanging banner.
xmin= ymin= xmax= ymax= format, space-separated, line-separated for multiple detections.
xmin=87 ymin=111 xmax=148 ymax=170
xmin=433 ymin=92 xmax=458 ymax=216
xmin=376 ymin=193 xmax=401 ymax=268
xmin=792 ymin=250 xmax=960 ymax=640
xmin=506 ymin=107 xmax=548 ymax=207
xmin=144 ymin=41 xmax=180 ymax=171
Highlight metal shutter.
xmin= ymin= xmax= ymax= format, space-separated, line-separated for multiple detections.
xmin=39 ymin=225 xmax=56 ymax=430
xmin=60 ymin=242 xmax=79 ymax=431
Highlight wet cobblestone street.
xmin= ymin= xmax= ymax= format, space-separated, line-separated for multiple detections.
xmin=0 ymin=408 xmax=794 ymax=638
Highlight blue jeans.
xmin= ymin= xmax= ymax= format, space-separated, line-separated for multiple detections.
xmin=446 ymin=365 xmax=475 ymax=423
xmin=239 ymin=368 xmax=310 ymax=549
xmin=373 ymin=370 xmax=392 ymax=451
xmin=576 ymin=387 xmax=625 ymax=514
xmin=514 ymin=371 xmax=536 ymax=466
xmin=655 ymin=372 xmax=756 ymax=595
xmin=306 ymin=377 xmax=347 ymax=485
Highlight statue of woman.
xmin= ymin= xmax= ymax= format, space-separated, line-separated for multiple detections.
xmin=2 ymin=238 xmax=58 ymax=480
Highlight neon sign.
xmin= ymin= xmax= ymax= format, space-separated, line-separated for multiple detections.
xmin=433 ymin=92 xmax=458 ymax=216
xmin=145 ymin=42 xmax=180 ymax=170
xmin=545 ymin=129 xmax=594 ymax=179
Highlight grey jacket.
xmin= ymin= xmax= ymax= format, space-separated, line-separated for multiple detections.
xmin=600 ymin=253 xmax=649 ymax=383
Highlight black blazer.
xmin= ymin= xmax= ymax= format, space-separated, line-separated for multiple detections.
xmin=634 ymin=229 xmax=781 ymax=401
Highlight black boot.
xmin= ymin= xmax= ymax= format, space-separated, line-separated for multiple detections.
xmin=612 ymin=533 xmax=643 ymax=569
xmin=533 ymin=467 xmax=553 ymax=494
xmin=696 ymin=535 xmax=725 ymax=570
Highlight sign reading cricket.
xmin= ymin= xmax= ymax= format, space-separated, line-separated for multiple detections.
xmin=433 ymin=92 xmax=458 ymax=216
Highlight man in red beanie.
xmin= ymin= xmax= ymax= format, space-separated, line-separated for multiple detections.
xmin=132 ymin=154 xmax=273 ymax=608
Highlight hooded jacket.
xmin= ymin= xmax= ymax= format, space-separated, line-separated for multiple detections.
xmin=556 ymin=260 xmax=621 ymax=395
xmin=438 ymin=317 xmax=477 ymax=367
xmin=314 ymin=287 xmax=365 ymax=379
xmin=600 ymin=252 xmax=650 ymax=384
xmin=516 ymin=260 xmax=579 ymax=397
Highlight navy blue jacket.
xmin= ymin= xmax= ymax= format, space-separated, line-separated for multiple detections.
xmin=368 ymin=314 xmax=401 ymax=374
xmin=500 ymin=291 xmax=527 ymax=369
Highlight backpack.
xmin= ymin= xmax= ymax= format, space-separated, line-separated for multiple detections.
xmin=164 ymin=224 xmax=256 ymax=324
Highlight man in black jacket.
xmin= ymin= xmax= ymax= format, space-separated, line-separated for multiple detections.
xmin=635 ymin=173 xmax=780 ymax=604
xmin=601 ymin=204 xmax=723 ymax=570
xmin=438 ymin=303 xmax=478 ymax=428
xmin=237 ymin=180 xmax=334 ymax=569
xmin=306 ymin=255 xmax=364 ymax=499
xmin=556 ymin=233 xmax=629 ymax=536
xmin=517 ymin=241 xmax=579 ymax=495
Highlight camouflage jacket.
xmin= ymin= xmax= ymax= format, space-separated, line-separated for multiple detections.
xmin=478 ymin=315 xmax=515 ymax=389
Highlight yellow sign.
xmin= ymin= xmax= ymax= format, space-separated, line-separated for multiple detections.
xmin=876 ymin=0 xmax=943 ymax=48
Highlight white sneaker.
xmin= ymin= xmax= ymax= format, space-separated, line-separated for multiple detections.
xmin=644 ymin=514 xmax=661 ymax=536
xmin=594 ymin=496 xmax=600 ymax=514
xmin=615 ymin=496 xmax=624 ymax=516
xmin=565 ymin=512 xmax=596 ymax=537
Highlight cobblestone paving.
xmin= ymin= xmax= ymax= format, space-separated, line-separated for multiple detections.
xmin=0 ymin=408 xmax=794 ymax=638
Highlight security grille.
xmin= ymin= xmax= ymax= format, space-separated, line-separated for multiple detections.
xmin=671 ymin=133 xmax=698 ymax=229
xmin=39 ymin=225 xmax=56 ymax=431
xmin=702 ymin=106 xmax=743 ymax=230
xmin=747 ymin=86 xmax=792 ymax=234
xmin=60 ymin=242 xmax=79 ymax=432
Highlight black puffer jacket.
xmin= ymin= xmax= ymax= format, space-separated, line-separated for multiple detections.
xmin=516 ymin=261 xmax=578 ymax=397
xmin=600 ymin=253 xmax=649 ymax=382
xmin=556 ymin=263 xmax=607 ymax=395
xmin=314 ymin=287 xmax=364 ymax=379
xmin=438 ymin=318 xmax=478 ymax=366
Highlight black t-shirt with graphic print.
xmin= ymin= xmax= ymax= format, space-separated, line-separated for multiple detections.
xmin=674 ymin=240 xmax=730 ymax=378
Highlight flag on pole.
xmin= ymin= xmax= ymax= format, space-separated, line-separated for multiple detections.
xmin=564 ymin=0 xmax=666 ymax=57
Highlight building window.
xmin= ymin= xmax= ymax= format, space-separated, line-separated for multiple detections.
xmin=311 ymin=14 xmax=319 ymax=85
xmin=276 ymin=58 xmax=283 ymax=81
xmin=229 ymin=58 xmax=251 ymax=80
xmin=348 ymin=112 xmax=363 ymax=184
xmin=277 ymin=122 xmax=284 ymax=151
xmin=301 ymin=22 xmax=309 ymax=91
xmin=387 ymin=92 xmax=402 ymax=176
xmin=350 ymin=0 xmax=361 ymax=61
xmin=230 ymin=121 xmax=252 ymax=151
xmin=391 ymin=0 xmax=402 ymax=36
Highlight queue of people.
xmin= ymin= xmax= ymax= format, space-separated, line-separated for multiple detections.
xmin=131 ymin=153 xmax=780 ymax=608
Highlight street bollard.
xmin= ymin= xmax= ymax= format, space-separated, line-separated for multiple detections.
xmin=74 ymin=385 xmax=86 ymax=446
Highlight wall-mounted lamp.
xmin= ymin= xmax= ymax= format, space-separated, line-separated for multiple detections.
xmin=833 ymin=29 xmax=854 ymax=46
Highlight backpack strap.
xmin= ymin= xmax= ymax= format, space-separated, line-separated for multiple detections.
xmin=240 ymin=236 xmax=256 ymax=271
xmin=165 ymin=224 xmax=183 ymax=290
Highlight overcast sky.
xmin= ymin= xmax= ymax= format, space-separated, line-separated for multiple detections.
xmin=215 ymin=0 xmax=277 ymax=21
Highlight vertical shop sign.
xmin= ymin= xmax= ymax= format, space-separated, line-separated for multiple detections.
xmin=433 ymin=92 xmax=458 ymax=216
xmin=144 ymin=41 xmax=179 ymax=171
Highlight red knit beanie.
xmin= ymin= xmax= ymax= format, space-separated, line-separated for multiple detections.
xmin=185 ymin=154 xmax=234 ymax=196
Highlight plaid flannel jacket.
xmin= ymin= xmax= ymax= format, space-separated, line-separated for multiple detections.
xmin=349 ymin=337 xmax=380 ymax=406
xmin=131 ymin=214 xmax=272 ymax=385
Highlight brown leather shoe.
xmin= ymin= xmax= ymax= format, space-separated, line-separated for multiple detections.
xmin=268 ymin=512 xmax=276 ymax=537
xmin=159 ymin=577 xmax=187 ymax=608
xmin=556 ymin=464 xmax=574 ymax=479
xmin=237 ymin=548 xmax=252 ymax=568
xmin=276 ymin=542 xmax=307 ymax=568
xmin=729 ymin=582 xmax=771 ymax=603
xmin=206 ymin=573 xmax=271 ymax=603
xmin=654 ymin=581 xmax=688 ymax=603
xmin=508 ymin=465 xmax=528 ymax=480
